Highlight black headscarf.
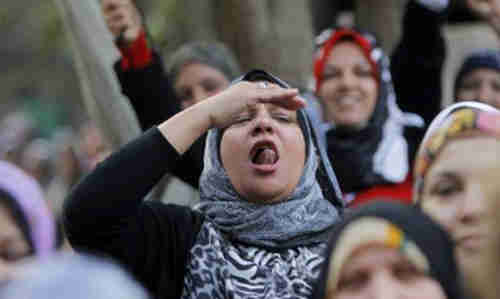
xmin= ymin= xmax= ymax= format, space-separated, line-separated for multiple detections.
xmin=454 ymin=49 xmax=500 ymax=99
xmin=311 ymin=201 xmax=464 ymax=299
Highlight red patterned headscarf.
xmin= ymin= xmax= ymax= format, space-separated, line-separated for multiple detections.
xmin=313 ymin=28 xmax=379 ymax=92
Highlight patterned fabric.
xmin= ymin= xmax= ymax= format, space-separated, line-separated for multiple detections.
xmin=326 ymin=217 xmax=429 ymax=292
xmin=413 ymin=101 xmax=500 ymax=202
xmin=0 ymin=160 xmax=56 ymax=256
xmin=313 ymin=28 xmax=423 ymax=194
xmin=181 ymin=222 xmax=326 ymax=299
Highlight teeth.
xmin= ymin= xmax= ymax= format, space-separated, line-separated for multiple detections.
xmin=337 ymin=96 xmax=359 ymax=106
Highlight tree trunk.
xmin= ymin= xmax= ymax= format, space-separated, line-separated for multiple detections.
xmin=217 ymin=0 xmax=314 ymax=88
xmin=180 ymin=0 xmax=218 ymax=42
xmin=54 ymin=0 xmax=141 ymax=149
xmin=356 ymin=0 xmax=406 ymax=54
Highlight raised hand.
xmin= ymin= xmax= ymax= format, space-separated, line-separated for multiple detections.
xmin=158 ymin=81 xmax=305 ymax=155
xmin=204 ymin=81 xmax=305 ymax=129
xmin=101 ymin=0 xmax=143 ymax=45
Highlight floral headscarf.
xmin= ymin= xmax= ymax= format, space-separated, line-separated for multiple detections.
xmin=413 ymin=101 xmax=500 ymax=203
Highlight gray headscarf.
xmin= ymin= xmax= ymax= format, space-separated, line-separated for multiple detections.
xmin=195 ymin=70 xmax=342 ymax=249
xmin=168 ymin=41 xmax=241 ymax=84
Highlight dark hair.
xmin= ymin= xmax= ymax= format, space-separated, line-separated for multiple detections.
xmin=454 ymin=49 xmax=500 ymax=98
xmin=0 ymin=189 xmax=34 ymax=255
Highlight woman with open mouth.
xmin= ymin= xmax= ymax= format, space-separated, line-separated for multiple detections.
xmin=63 ymin=70 xmax=343 ymax=299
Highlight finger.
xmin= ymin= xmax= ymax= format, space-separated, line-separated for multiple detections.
xmin=257 ymin=88 xmax=305 ymax=110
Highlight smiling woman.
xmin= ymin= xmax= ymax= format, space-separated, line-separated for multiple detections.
xmin=313 ymin=27 xmax=429 ymax=207
xmin=64 ymin=70 xmax=343 ymax=299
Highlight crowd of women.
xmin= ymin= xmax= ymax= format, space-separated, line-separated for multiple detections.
xmin=1 ymin=0 xmax=500 ymax=298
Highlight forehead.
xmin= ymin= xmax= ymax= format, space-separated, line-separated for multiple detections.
xmin=462 ymin=68 xmax=500 ymax=81
xmin=326 ymin=41 xmax=370 ymax=66
xmin=337 ymin=244 xmax=410 ymax=278
xmin=426 ymin=136 xmax=500 ymax=178
xmin=175 ymin=62 xmax=229 ymax=88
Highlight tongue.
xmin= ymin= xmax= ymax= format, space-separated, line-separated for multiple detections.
xmin=254 ymin=149 xmax=277 ymax=165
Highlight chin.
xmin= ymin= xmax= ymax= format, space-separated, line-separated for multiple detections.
xmin=243 ymin=189 xmax=286 ymax=204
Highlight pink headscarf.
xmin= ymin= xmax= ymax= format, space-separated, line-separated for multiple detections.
xmin=0 ymin=160 xmax=56 ymax=256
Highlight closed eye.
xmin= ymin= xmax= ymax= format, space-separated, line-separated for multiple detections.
xmin=428 ymin=173 xmax=463 ymax=199
xmin=272 ymin=114 xmax=291 ymax=122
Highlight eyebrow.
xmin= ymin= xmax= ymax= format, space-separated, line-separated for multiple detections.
xmin=426 ymin=171 xmax=461 ymax=184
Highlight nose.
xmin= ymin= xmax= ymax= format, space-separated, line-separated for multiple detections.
xmin=458 ymin=182 xmax=486 ymax=224
xmin=182 ymin=87 xmax=211 ymax=109
xmin=192 ymin=86 xmax=211 ymax=105
xmin=338 ymin=70 xmax=357 ymax=89
xmin=477 ymin=83 xmax=495 ymax=104
xmin=251 ymin=109 xmax=274 ymax=136
xmin=369 ymin=271 xmax=402 ymax=299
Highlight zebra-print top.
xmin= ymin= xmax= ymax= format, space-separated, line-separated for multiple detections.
xmin=181 ymin=222 xmax=326 ymax=299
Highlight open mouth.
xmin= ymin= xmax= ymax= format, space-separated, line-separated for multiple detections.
xmin=250 ymin=141 xmax=279 ymax=166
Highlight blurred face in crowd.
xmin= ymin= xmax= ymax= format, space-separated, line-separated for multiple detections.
xmin=79 ymin=123 xmax=111 ymax=172
xmin=317 ymin=41 xmax=378 ymax=129
xmin=420 ymin=136 xmax=500 ymax=286
xmin=329 ymin=245 xmax=446 ymax=299
xmin=456 ymin=68 xmax=500 ymax=109
xmin=175 ymin=63 xmax=231 ymax=109
xmin=0 ymin=201 xmax=30 ymax=283
xmin=220 ymin=99 xmax=305 ymax=204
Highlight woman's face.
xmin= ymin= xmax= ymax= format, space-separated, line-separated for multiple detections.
xmin=0 ymin=203 xmax=30 ymax=282
xmin=220 ymin=102 xmax=305 ymax=204
xmin=330 ymin=245 xmax=446 ymax=299
xmin=456 ymin=68 xmax=500 ymax=109
xmin=175 ymin=63 xmax=230 ymax=109
xmin=317 ymin=41 xmax=378 ymax=129
xmin=420 ymin=136 xmax=500 ymax=279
